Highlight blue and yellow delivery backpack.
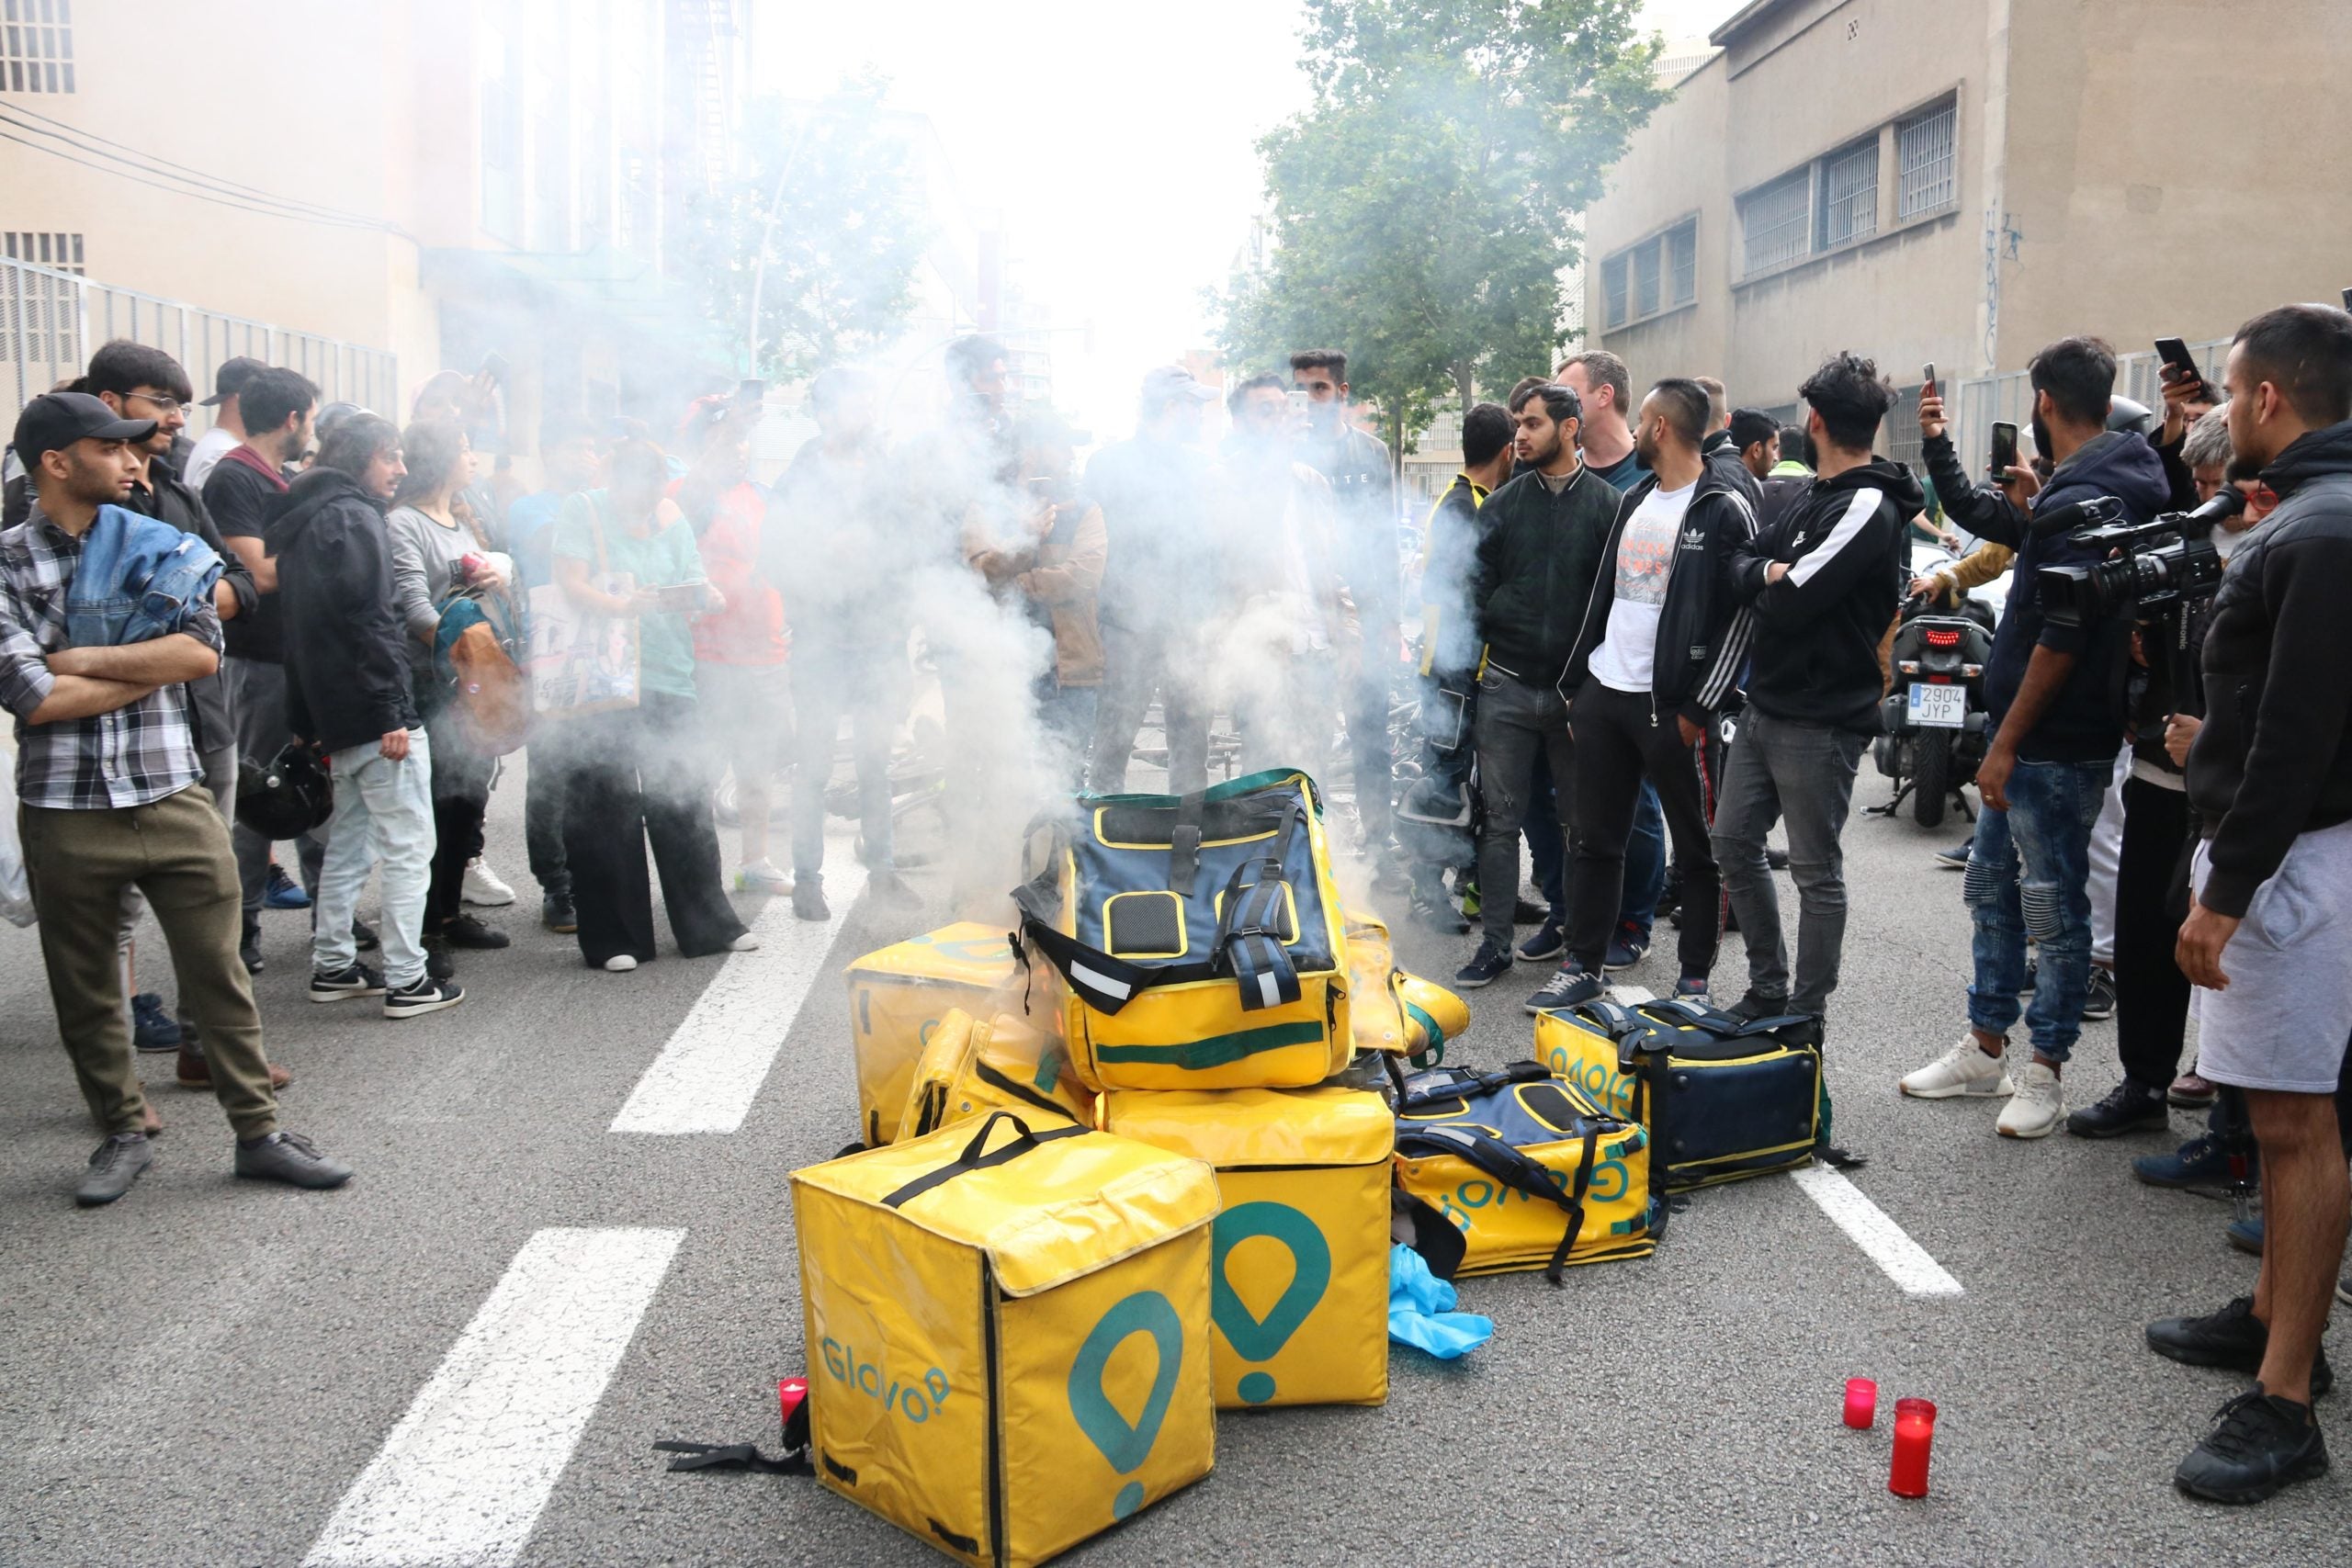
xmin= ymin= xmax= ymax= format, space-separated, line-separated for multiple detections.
xmin=1392 ymin=1061 xmax=1660 ymax=1284
xmin=1533 ymin=997 xmax=1825 ymax=1192
xmin=895 ymin=1009 xmax=1095 ymax=1144
xmin=1099 ymin=1086 xmax=1392 ymax=1410
xmin=847 ymin=923 xmax=1025 ymax=1146
xmin=792 ymin=1111 xmax=1218 ymax=1568
xmin=1012 ymin=769 xmax=1352 ymax=1091
xmin=1343 ymin=909 xmax=1470 ymax=1065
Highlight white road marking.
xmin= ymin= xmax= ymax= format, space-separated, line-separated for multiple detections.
xmin=304 ymin=1226 xmax=684 ymax=1568
xmin=1789 ymin=1163 xmax=1964 ymax=1297
xmin=608 ymin=861 xmax=866 ymax=1134
xmin=1608 ymin=983 xmax=1655 ymax=1004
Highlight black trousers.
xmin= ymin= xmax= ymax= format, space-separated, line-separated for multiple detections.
xmin=1567 ymin=681 xmax=1720 ymax=981
xmin=561 ymin=691 xmax=747 ymax=966
xmin=2114 ymin=775 xmax=2194 ymax=1091
xmin=424 ymin=706 xmax=494 ymax=936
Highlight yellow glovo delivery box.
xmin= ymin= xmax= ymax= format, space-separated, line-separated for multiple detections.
xmin=793 ymin=1111 xmax=1219 ymax=1567
xmin=1344 ymin=909 xmax=1471 ymax=1063
xmin=846 ymin=922 xmax=1024 ymax=1146
xmin=1098 ymin=1086 xmax=1391 ymax=1409
xmin=895 ymin=1009 xmax=1095 ymax=1144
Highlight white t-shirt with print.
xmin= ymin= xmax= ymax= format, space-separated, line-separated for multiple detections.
xmin=1587 ymin=479 xmax=1696 ymax=694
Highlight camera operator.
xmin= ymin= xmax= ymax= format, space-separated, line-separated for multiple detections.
xmin=2147 ymin=304 xmax=2352 ymax=1504
xmin=1897 ymin=338 xmax=2170 ymax=1138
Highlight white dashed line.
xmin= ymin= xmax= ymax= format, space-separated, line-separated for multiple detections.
xmin=1789 ymin=1163 xmax=1964 ymax=1297
xmin=608 ymin=859 xmax=865 ymax=1135
xmin=305 ymin=1226 xmax=684 ymax=1568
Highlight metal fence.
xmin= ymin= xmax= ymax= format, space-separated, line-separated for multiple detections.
xmin=3 ymin=256 xmax=397 ymax=439
xmin=1950 ymin=336 xmax=2228 ymax=470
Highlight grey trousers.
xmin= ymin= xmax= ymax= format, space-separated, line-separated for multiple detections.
xmin=228 ymin=656 xmax=325 ymax=922
xmin=1472 ymin=671 xmax=1576 ymax=952
xmin=1710 ymin=708 xmax=1867 ymax=1017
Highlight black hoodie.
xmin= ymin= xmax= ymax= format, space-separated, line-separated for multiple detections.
xmin=1567 ymin=459 xmax=1758 ymax=726
xmin=265 ymin=467 xmax=420 ymax=755
xmin=2186 ymin=418 xmax=2352 ymax=919
xmin=1468 ymin=462 xmax=1618 ymax=690
xmin=1729 ymin=458 xmax=1924 ymax=730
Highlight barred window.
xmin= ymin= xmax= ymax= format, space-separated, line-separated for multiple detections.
xmin=3 ymin=230 xmax=82 ymax=271
xmin=1899 ymin=99 xmax=1958 ymax=216
xmin=1741 ymin=171 xmax=1810 ymax=276
xmin=1668 ymin=220 xmax=1696 ymax=306
xmin=1 ymin=231 xmax=85 ymax=370
xmin=2 ymin=0 xmax=74 ymax=94
xmin=1820 ymin=140 xmax=1878 ymax=247
xmin=1633 ymin=236 xmax=1661 ymax=319
xmin=1601 ymin=254 xmax=1628 ymax=329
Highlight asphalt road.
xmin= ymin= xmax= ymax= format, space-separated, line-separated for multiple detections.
xmin=1 ymin=747 xmax=2342 ymax=1568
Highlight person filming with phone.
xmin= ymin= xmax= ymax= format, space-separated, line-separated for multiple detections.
xmin=1897 ymin=338 xmax=2170 ymax=1137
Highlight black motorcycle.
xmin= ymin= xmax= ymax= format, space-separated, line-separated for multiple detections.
xmin=1873 ymin=595 xmax=1996 ymax=827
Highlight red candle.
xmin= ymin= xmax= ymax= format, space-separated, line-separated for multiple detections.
xmin=1889 ymin=1398 xmax=1938 ymax=1498
xmin=1843 ymin=1377 xmax=1877 ymax=1429
xmin=779 ymin=1376 xmax=808 ymax=1429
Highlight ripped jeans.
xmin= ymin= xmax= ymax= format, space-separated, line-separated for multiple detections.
xmin=1963 ymin=758 xmax=2112 ymax=1063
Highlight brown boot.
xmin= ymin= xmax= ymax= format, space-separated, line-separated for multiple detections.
xmin=176 ymin=1049 xmax=291 ymax=1090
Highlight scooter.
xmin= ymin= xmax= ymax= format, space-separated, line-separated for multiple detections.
xmin=1872 ymin=591 xmax=1996 ymax=827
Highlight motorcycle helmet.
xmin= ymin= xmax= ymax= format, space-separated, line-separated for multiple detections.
xmin=2107 ymin=395 xmax=2156 ymax=436
xmin=235 ymin=741 xmax=334 ymax=840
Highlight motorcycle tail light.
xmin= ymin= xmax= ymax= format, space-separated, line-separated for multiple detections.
xmin=1924 ymin=627 xmax=1963 ymax=648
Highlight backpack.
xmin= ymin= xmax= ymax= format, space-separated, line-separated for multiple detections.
xmin=434 ymin=589 xmax=531 ymax=756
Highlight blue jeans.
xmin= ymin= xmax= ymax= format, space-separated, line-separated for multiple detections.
xmin=313 ymin=730 xmax=435 ymax=988
xmin=1964 ymin=759 xmax=2111 ymax=1062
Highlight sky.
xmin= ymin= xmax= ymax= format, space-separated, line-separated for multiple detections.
xmin=752 ymin=0 xmax=1745 ymax=438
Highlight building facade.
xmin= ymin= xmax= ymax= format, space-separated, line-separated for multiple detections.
xmin=1582 ymin=0 xmax=2352 ymax=464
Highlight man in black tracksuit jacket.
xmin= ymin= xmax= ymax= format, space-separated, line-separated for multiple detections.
xmin=1712 ymin=354 xmax=1917 ymax=1023
xmin=2151 ymin=305 xmax=2352 ymax=1502
xmin=1453 ymin=383 xmax=1618 ymax=986
xmin=1534 ymin=378 xmax=1755 ymax=1011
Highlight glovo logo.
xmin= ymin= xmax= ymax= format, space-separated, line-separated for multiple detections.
xmin=1209 ymin=1202 xmax=1331 ymax=1404
xmin=1539 ymin=1040 xmax=1637 ymax=1121
xmin=1435 ymin=1155 xmax=1630 ymax=1231
xmin=1067 ymin=1290 xmax=1184 ymax=1522
xmin=820 ymin=1338 xmax=951 ymax=1425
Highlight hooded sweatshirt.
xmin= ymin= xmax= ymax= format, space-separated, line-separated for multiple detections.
xmin=2186 ymin=418 xmax=2352 ymax=917
xmin=1730 ymin=457 xmax=1925 ymax=730
xmin=1925 ymin=427 xmax=2172 ymax=762
xmin=265 ymin=467 xmax=420 ymax=754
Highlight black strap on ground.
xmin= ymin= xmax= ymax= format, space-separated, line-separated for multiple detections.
xmin=654 ymin=1440 xmax=808 ymax=1476
xmin=1815 ymin=1145 xmax=1869 ymax=1170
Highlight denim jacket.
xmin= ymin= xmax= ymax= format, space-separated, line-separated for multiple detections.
xmin=63 ymin=502 xmax=225 ymax=648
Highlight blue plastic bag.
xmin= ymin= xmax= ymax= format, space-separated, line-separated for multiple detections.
xmin=1386 ymin=1244 xmax=1492 ymax=1359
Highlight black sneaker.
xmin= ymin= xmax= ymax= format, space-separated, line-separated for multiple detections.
xmin=792 ymin=879 xmax=831 ymax=922
xmin=1935 ymin=840 xmax=1971 ymax=870
xmin=309 ymin=962 xmax=387 ymax=1003
xmin=1766 ymin=846 xmax=1791 ymax=871
xmin=1724 ymin=989 xmax=1792 ymax=1022
xmin=2146 ymin=1295 xmax=2335 ymax=1398
xmin=2175 ymin=1390 xmax=2329 ymax=1503
xmin=1602 ymin=922 xmax=1650 ymax=972
xmin=74 ymin=1132 xmax=154 ymax=1207
xmin=234 ymin=1130 xmax=354 ymax=1190
xmin=240 ymin=924 xmax=265 ymax=975
xmin=2082 ymin=966 xmax=2118 ymax=1022
xmin=1408 ymin=889 xmax=1469 ymax=935
xmin=1510 ymin=893 xmax=1550 ymax=926
xmin=352 ymin=918 xmax=380 ymax=953
xmin=424 ymin=936 xmax=456 ymax=980
xmin=541 ymin=894 xmax=578 ymax=934
xmin=2066 ymin=1079 xmax=2168 ymax=1138
xmin=384 ymin=975 xmax=466 ymax=1020
xmin=131 ymin=991 xmax=184 ymax=1052
xmin=867 ymin=871 xmax=922 ymax=914
xmin=441 ymin=914 xmax=510 ymax=950
xmin=1516 ymin=920 xmax=1566 ymax=963
xmin=1525 ymin=967 xmax=1603 ymax=1016
xmin=1453 ymin=942 xmax=1513 ymax=988
xmin=2133 ymin=1130 xmax=2250 ymax=1190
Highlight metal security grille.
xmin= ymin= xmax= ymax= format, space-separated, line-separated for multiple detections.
xmin=1899 ymin=102 xmax=1957 ymax=216
xmin=1602 ymin=254 xmax=1628 ymax=328
xmin=1821 ymin=141 xmax=1879 ymax=247
xmin=1742 ymin=171 xmax=1810 ymax=276
xmin=2 ymin=0 xmax=75 ymax=93
xmin=0 ymin=233 xmax=81 ymax=368
xmin=1668 ymin=220 xmax=1696 ymax=306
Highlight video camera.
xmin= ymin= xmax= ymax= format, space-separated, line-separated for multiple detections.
xmin=2035 ymin=488 xmax=2245 ymax=627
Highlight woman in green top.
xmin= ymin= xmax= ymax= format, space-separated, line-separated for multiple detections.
xmin=550 ymin=440 xmax=752 ymax=971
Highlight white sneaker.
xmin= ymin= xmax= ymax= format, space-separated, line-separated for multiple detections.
xmin=462 ymin=856 xmax=517 ymax=907
xmin=604 ymin=954 xmax=639 ymax=973
xmin=1996 ymin=1061 xmax=2065 ymax=1138
xmin=1899 ymin=1033 xmax=2016 ymax=1100
xmin=728 ymin=932 xmax=762 ymax=953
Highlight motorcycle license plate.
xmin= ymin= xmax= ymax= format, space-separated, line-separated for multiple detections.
xmin=1908 ymin=682 xmax=1966 ymax=728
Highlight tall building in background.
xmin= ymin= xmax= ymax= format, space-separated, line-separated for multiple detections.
xmin=0 ymin=0 xmax=751 ymax=471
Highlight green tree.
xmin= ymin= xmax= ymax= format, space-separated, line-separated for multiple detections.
xmin=1217 ymin=0 xmax=1668 ymax=454
xmin=687 ymin=76 xmax=933 ymax=381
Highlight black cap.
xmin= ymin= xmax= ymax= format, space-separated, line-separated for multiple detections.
xmin=198 ymin=355 xmax=267 ymax=408
xmin=11 ymin=391 xmax=156 ymax=470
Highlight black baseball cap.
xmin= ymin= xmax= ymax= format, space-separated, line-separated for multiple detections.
xmin=11 ymin=391 xmax=156 ymax=470
xmin=198 ymin=355 xmax=267 ymax=408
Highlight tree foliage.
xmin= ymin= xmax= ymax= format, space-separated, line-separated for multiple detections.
xmin=686 ymin=76 xmax=933 ymax=382
xmin=1217 ymin=0 xmax=1668 ymax=450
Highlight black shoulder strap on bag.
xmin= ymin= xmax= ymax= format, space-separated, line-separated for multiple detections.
xmin=1212 ymin=854 xmax=1302 ymax=1013
xmin=1167 ymin=789 xmax=1205 ymax=897
xmin=1574 ymin=998 xmax=1640 ymax=1038
xmin=1392 ymin=1122 xmax=1596 ymax=1287
xmin=1397 ymin=1059 xmax=1548 ymax=1112
xmin=971 ymin=1057 xmax=1071 ymax=1121
xmin=881 ymin=1111 xmax=1086 ymax=1209
xmin=1016 ymin=913 xmax=1158 ymax=1016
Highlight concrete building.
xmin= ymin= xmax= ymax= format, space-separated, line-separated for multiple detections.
xmin=2 ymin=0 xmax=750 ymax=470
xmin=1581 ymin=0 xmax=2352 ymax=466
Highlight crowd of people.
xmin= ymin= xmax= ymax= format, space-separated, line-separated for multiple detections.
xmin=7 ymin=301 xmax=2352 ymax=1501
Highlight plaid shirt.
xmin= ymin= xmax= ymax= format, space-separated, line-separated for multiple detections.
xmin=0 ymin=507 xmax=221 ymax=809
